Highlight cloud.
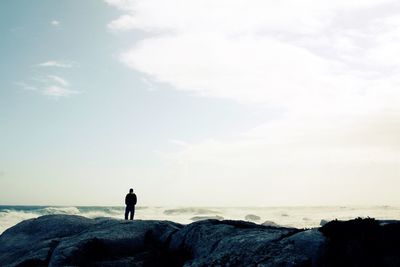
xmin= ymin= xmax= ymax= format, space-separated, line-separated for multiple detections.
xmin=42 ymin=86 xmax=79 ymax=97
xmin=107 ymin=14 xmax=137 ymax=31
xmin=22 ymin=61 xmax=80 ymax=98
xmin=17 ymin=75 xmax=79 ymax=98
xmin=36 ymin=61 xmax=75 ymax=68
xmin=14 ymin=82 xmax=38 ymax=91
xmin=158 ymin=109 xmax=400 ymax=205
xmin=107 ymin=0 xmax=400 ymax=205
xmin=169 ymin=139 xmax=189 ymax=147
xmin=140 ymin=77 xmax=157 ymax=91
xmin=47 ymin=75 xmax=69 ymax=87
xmin=106 ymin=0 xmax=395 ymax=33
xmin=40 ymin=75 xmax=78 ymax=97
xmin=51 ymin=20 xmax=60 ymax=26
xmin=121 ymin=33 xmax=369 ymax=108
xmin=109 ymin=0 xmax=400 ymax=108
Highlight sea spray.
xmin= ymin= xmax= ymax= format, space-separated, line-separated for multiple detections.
xmin=1 ymin=205 xmax=400 ymax=234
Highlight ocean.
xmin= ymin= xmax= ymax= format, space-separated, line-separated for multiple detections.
xmin=1 ymin=205 xmax=399 ymax=234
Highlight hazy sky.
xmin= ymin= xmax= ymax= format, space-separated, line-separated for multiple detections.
xmin=1 ymin=0 xmax=400 ymax=206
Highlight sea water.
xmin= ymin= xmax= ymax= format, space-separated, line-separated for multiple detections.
xmin=1 ymin=205 xmax=399 ymax=234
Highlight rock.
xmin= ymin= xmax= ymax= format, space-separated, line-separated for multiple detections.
xmin=245 ymin=214 xmax=261 ymax=222
xmin=274 ymin=229 xmax=327 ymax=266
xmin=49 ymin=219 xmax=182 ymax=266
xmin=2 ymin=215 xmax=400 ymax=266
xmin=169 ymin=219 xmax=301 ymax=266
xmin=319 ymin=217 xmax=400 ymax=266
xmin=262 ymin=220 xmax=281 ymax=227
xmin=190 ymin=215 xmax=224 ymax=221
xmin=0 ymin=215 xmax=96 ymax=267
xmin=0 ymin=215 xmax=182 ymax=267
xmin=252 ymin=229 xmax=327 ymax=267
xmin=320 ymin=219 xmax=329 ymax=226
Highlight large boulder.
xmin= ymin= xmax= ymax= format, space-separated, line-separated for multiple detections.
xmin=319 ymin=217 xmax=400 ymax=267
xmin=3 ymin=215 xmax=400 ymax=267
xmin=0 ymin=215 xmax=182 ymax=267
xmin=0 ymin=215 xmax=96 ymax=267
xmin=49 ymin=218 xmax=182 ymax=266
xmin=169 ymin=219 xmax=309 ymax=266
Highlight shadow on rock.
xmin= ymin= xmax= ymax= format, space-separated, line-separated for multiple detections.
xmin=319 ymin=217 xmax=400 ymax=267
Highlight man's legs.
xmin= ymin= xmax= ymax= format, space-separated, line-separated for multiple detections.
xmin=124 ymin=206 xmax=129 ymax=220
xmin=130 ymin=206 xmax=135 ymax=220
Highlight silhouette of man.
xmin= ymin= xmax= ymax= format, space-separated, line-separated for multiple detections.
xmin=125 ymin=188 xmax=137 ymax=220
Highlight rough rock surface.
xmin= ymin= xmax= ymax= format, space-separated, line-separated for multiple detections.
xmin=1 ymin=215 xmax=400 ymax=266
xmin=319 ymin=218 xmax=400 ymax=267
xmin=0 ymin=215 xmax=182 ymax=267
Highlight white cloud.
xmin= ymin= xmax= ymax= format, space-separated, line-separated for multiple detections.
xmin=159 ymin=110 xmax=400 ymax=205
xmin=140 ymin=77 xmax=157 ymax=91
xmin=121 ymin=33 xmax=367 ymax=107
xmin=42 ymin=86 xmax=79 ymax=97
xmin=169 ymin=139 xmax=189 ymax=147
xmin=51 ymin=20 xmax=60 ymax=26
xmin=47 ymin=75 xmax=69 ymax=87
xmin=106 ymin=0 xmax=395 ymax=33
xmin=24 ymin=61 xmax=80 ymax=98
xmin=366 ymin=15 xmax=400 ymax=67
xmin=108 ymin=14 xmax=137 ymax=31
xmin=37 ymin=61 xmax=75 ymax=68
xmin=17 ymin=75 xmax=79 ymax=98
xmin=14 ymin=82 xmax=38 ymax=91
xmin=107 ymin=0 xmax=400 ymax=205
xmin=109 ymin=0 xmax=400 ymax=108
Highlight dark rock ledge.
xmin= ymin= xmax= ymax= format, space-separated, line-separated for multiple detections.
xmin=1 ymin=215 xmax=400 ymax=266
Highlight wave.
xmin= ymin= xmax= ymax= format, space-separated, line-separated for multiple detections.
xmin=163 ymin=207 xmax=221 ymax=215
xmin=2 ymin=205 xmax=400 ymax=235
xmin=0 ymin=206 xmax=125 ymax=234
xmin=0 ymin=208 xmax=42 ymax=234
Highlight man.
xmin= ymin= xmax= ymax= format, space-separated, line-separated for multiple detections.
xmin=125 ymin=188 xmax=137 ymax=220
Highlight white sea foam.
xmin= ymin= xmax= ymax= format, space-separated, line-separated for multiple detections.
xmin=41 ymin=206 xmax=81 ymax=215
xmin=1 ymin=206 xmax=400 ymax=234
xmin=0 ymin=209 xmax=44 ymax=234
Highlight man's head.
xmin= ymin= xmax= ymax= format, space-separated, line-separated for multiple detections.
xmin=129 ymin=188 xmax=133 ymax=193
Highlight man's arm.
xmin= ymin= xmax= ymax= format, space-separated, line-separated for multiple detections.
xmin=133 ymin=194 xmax=137 ymax=205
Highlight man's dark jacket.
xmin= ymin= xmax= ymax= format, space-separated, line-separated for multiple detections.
xmin=125 ymin=193 xmax=137 ymax=207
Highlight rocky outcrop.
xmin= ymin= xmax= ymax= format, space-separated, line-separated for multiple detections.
xmin=245 ymin=214 xmax=261 ymax=222
xmin=0 ymin=215 xmax=182 ymax=267
xmin=262 ymin=220 xmax=281 ymax=227
xmin=1 ymin=215 xmax=400 ymax=266
xmin=319 ymin=218 xmax=400 ymax=266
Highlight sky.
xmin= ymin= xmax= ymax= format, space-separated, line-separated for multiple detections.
xmin=1 ymin=0 xmax=400 ymax=207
